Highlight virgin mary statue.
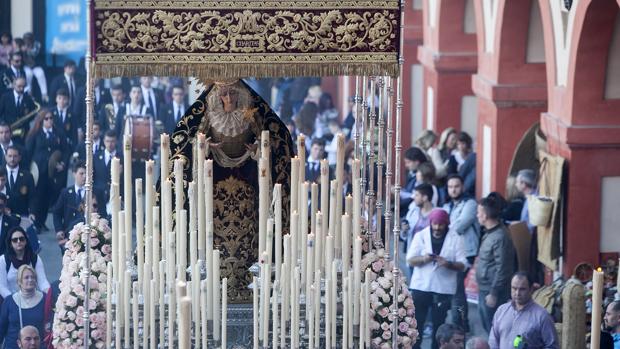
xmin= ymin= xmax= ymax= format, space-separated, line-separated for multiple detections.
xmin=166 ymin=79 xmax=293 ymax=302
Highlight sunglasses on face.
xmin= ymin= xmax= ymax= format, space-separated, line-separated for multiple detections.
xmin=11 ymin=236 xmax=26 ymax=243
xmin=44 ymin=116 xmax=53 ymax=120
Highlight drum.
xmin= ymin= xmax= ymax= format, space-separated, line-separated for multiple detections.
xmin=125 ymin=116 xmax=154 ymax=161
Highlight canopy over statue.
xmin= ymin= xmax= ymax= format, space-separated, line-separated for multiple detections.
xmin=165 ymin=80 xmax=293 ymax=301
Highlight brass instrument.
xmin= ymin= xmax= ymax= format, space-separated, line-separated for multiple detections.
xmin=104 ymin=103 xmax=115 ymax=130
xmin=11 ymin=100 xmax=41 ymax=138
xmin=1 ymin=70 xmax=12 ymax=91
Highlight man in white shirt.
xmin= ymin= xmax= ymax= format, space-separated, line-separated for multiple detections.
xmin=140 ymin=76 xmax=161 ymax=118
xmin=305 ymin=138 xmax=326 ymax=184
xmin=406 ymin=208 xmax=468 ymax=349
xmin=158 ymin=85 xmax=186 ymax=134
xmin=0 ymin=123 xmax=13 ymax=167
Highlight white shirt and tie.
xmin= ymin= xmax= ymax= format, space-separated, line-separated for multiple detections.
xmin=43 ymin=127 xmax=53 ymax=139
xmin=74 ymin=185 xmax=84 ymax=203
xmin=6 ymin=165 xmax=18 ymax=191
xmin=65 ymin=74 xmax=75 ymax=102
xmin=142 ymin=86 xmax=158 ymax=116
xmin=173 ymin=101 xmax=185 ymax=122
xmin=57 ymin=108 xmax=67 ymax=124
xmin=13 ymin=91 xmax=22 ymax=109
xmin=104 ymin=149 xmax=116 ymax=167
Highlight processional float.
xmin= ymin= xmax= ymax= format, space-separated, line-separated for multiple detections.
xmin=58 ymin=0 xmax=410 ymax=347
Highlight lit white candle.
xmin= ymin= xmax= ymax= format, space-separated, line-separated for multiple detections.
xmin=200 ymin=280 xmax=208 ymax=349
xmin=174 ymin=159 xmax=184 ymax=244
xmin=300 ymin=181 xmax=309 ymax=290
xmin=320 ymin=160 xmax=329 ymax=242
xmin=290 ymin=211 xmax=299 ymax=282
xmin=149 ymin=278 xmax=156 ymax=349
xmin=179 ymin=296 xmax=191 ymax=349
xmin=197 ymin=134 xmax=206 ymax=260
xmin=178 ymin=210 xmax=187 ymax=281
xmin=110 ymin=183 xmax=120 ymax=282
xmin=118 ymin=212 xmax=125 ymax=290
xmin=142 ymin=264 xmax=151 ymax=349
xmin=325 ymin=235 xmax=334 ymax=276
xmin=328 ymin=180 xmax=337 ymax=245
xmin=342 ymin=213 xmax=351 ymax=272
xmin=325 ymin=271 xmax=331 ymax=348
xmin=212 ymin=250 xmax=221 ymax=341
xmin=106 ymin=263 xmax=112 ymax=349
xmin=253 ymin=276 xmax=259 ymax=349
xmin=292 ymin=267 xmax=300 ymax=348
xmin=221 ymin=278 xmax=228 ymax=349
xmin=310 ymin=183 xmax=318 ymax=235
xmin=189 ymin=182 xmax=198 ymax=268
xmin=192 ymin=263 xmax=201 ymax=343
xmin=343 ymin=276 xmax=348 ymax=349
xmin=347 ymin=270 xmax=354 ymax=346
xmin=136 ymin=178 xmax=144 ymax=286
xmin=258 ymin=158 xmax=269 ymax=256
xmin=280 ymin=262 xmax=288 ymax=346
xmin=334 ymin=133 xmax=345 ymax=256
xmin=159 ymin=261 xmax=166 ymax=347
xmin=266 ymin=218 xmax=274 ymax=266
xmin=123 ymin=135 xmax=133 ymax=263
xmin=272 ymin=281 xmax=279 ymax=349
xmin=205 ymin=159 xmax=214 ymax=266
xmin=309 ymin=283 xmax=315 ymax=349
xmin=262 ymin=261 xmax=271 ymax=346
xmin=359 ymin=281 xmax=365 ymax=349
xmin=314 ymin=212 xmax=323 ymax=274
xmin=591 ymin=268 xmax=604 ymax=349
xmin=163 ymin=180 xmax=174 ymax=259
xmin=353 ymin=236 xmax=362 ymax=327
xmin=330 ymin=262 xmax=337 ymax=346
xmin=274 ymin=184 xmax=282 ymax=281
xmin=145 ymin=160 xmax=154 ymax=268
xmin=160 ymin=134 xmax=170 ymax=182
xmin=345 ymin=194 xmax=352 ymax=216
xmin=314 ymin=272 xmax=321 ymax=349
xmin=352 ymin=161 xmax=361 ymax=238
xmin=297 ymin=134 xmax=306 ymax=184
xmin=290 ymin=157 xmax=300 ymax=242
xmin=124 ymin=271 xmax=131 ymax=348
xmin=305 ymin=234 xmax=315 ymax=300
xmin=206 ymin=221 xmax=214 ymax=322
xmin=152 ymin=207 xmax=160 ymax=272
xmin=114 ymin=281 xmax=121 ymax=349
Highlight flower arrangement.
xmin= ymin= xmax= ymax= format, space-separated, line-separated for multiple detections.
xmin=52 ymin=215 xmax=112 ymax=349
xmin=362 ymin=248 xmax=418 ymax=349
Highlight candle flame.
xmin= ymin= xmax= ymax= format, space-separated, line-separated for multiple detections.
xmin=597 ymin=267 xmax=602 ymax=272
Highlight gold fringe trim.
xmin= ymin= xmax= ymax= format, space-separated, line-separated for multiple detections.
xmin=94 ymin=62 xmax=400 ymax=79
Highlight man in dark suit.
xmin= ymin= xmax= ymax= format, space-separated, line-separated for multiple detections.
xmin=0 ymin=77 xmax=36 ymax=138
xmin=305 ymin=137 xmax=326 ymax=184
xmin=74 ymin=120 xmax=103 ymax=161
xmin=1 ymin=52 xmax=27 ymax=95
xmin=97 ymin=84 xmax=126 ymax=133
xmin=140 ymin=76 xmax=163 ymax=119
xmin=0 ymin=192 xmax=21 ymax=255
xmin=4 ymin=145 xmax=36 ymax=220
xmin=158 ymin=84 xmax=187 ymax=135
xmin=93 ymin=130 xmax=120 ymax=203
xmin=49 ymin=59 xmax=82 ymax=111
xmin=52 ymin=161 xmax=86 ymax=249
xmin=52 ymin=88 xmax=79 ymax=148
xmin=0 ymin=122 xmax=14 ymax=168
xmin=73 ymin=78 xmax=112 ymax=128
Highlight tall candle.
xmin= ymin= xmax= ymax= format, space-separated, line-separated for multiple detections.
xmin=110 ymin=183 xmax=120 ymax=282
xmin=197 ymin=134 xmax=206 ymax=260
xmin=280 ymin=263 xmax=288 ymax=347
xmin=192 ymin=263 xmax=201 ymax=343
xmin=353 ymin=177 xmax=361 ymax=238
xmin=348 ymin=270 xmax=354 ymax=346
xmin=212 ymin=250 xmax=221 ymax=341
xmin=274 ymin=184 xmax=282 ymax=281
xmin=309 ymin=284 xmax=315 ymax=349
xmin=325 ymin=271 xmax=331 ymax=348
xmin=221 ymin=278 xmax=228 ymax=349
xmin=591 ymin=268 xmax=604 ymax=349
xmin=353 ymin=236 xmax=362 ymax=326
xmin=118 ymin=213 xmax=125 ymax=293
xmin=105 ymin=263 xmax=112 ymax=349
xmin=205 ymin=160 xmax=214 ymax=251
xmin=343 ymin=276 xmax=349 ymax=349
xmin=178 ymin=210 xmax=187 ymax=281
xmin=290 ymin=157 xmax=300 ymax=238
xmin=272 ymin=281 xmax=279 ymax=349
xmin=314 ymin=212 xmax=323 ymax=274
xmin=262 ymin=262 xmax=271 ymax=346
xmin=114 ymin=281 xmax=121 ymax=349
xmin=359 ymin=281 xmax=365 ymax=349
xmin=292 ymin=267 xmax=300 ymax=348
xmin=258 ymin=158 xmax=269 ymax=256
xmin=328 ymin=180 xmax=337 ymax=245
xmin=149 ymin=279 xmax=156 ymax=349
xmin=160 ymin=134 xmax=170 ymax=182
xmin=189 ymin=182 xmax=197 ymax=268
xmin=174 ymin=159 xmax=184 ymax=240
xmin=290 ymin=211 xmax=299 ymax=282
xmin=345 ymin=194 xmax=353 ymax=216
xmin=206 ymin=220 xmax=214 ymax=322
xmin=136 ymin=178 xmax=144 ymax=286
xmin=253 ymin=276 xmax=259 ymax=349
xmin=201 ymin=280 xmax=208 ymax=349
xmin=145 ymin=160 xmax=154 ymax=273
xmin=330 ymin=262 xmax=337 ymax=346
xmin=342 ymin=213 xmax=351 ymax=272
xmin=159 ymin=261 xmax=166 ymax=347
xmin=325 ymin=235 xmax=334 ymax=275
xmin=123 ymin=135 xmax=132 ymax=263
xmin=142 ymin=266 xmax=151 ymax=349
xmin=266 ymin=218 xmax=274 ymax=266
xmin=364 ymin=269 xmax=371 ymax=346
xmin=300 ymin=181 xmax=309 ymax=289
xmin=314 ymin=272 xmax=321 ymax=349
xmin=310 ymin=183 xmax=318 ymax=236
xmin=297 ymin=134 xmax=306 ymax=184
xmin=305 ymin=234 xmax=315 ymax=299
xmin=320 ymin=160 xmax=329 ymax=240
xmin=124 ymin=271 xmax=131 ymax=348
xmin=152 ymin=207 xmax=160 ymax=271
xmin=179 ymin=296 xmax=191 ymax=349
xmin=334 ymin=133 xmax=345 ymax=255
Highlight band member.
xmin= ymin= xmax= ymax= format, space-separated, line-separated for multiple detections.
xmin=4 ymin=146 xmax=36 ymax=221
xmin=158 ymin=84 xmax=187 ymax=135
xmin=49 ymin=59 xmax=81 ymax=110
xmin=52 ymin=88 xmax=78 ymax=148
xmin=140 ymin=76 xmax=163 ymax=119
xmin=1 ymin=52 xmax=27 ymax=95
xmin=98 ymin=84 xmax=126 ymax=133
xmin=0 ymin=77 xmax=36 ymax=139
xmin=116 ymin=84 xmax=152 ymax=138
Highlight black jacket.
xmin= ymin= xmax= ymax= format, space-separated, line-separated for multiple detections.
xmin=5 ymin=167 xmax=36 ymax=217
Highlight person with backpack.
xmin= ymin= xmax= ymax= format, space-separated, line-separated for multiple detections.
xmin=0 ymin=227 xmax=50 ymax=300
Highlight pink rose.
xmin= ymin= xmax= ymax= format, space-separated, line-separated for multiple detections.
xmin=382 ymin=330 xmax=392 ymax=340
xmin=399 ymin=322 xmax=409 ymax=332
xmin=378 ymin=307 xmax=389 ymax=318
xmin=381 ymin=321 xmax=390 ymax=331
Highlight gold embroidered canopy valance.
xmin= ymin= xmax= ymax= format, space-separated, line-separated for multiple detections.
xmin=92 ymin=0 xmax=401 ymax=79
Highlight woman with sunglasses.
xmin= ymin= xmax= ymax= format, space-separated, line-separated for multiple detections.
xmin=26 ymin=109 xmax=69 ymax=231
xmin=0 ymin=227 xmax=50 ymax=300
xmin=0 ymin=264 xmax=49 ymax=349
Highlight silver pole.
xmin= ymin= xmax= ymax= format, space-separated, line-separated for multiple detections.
xmin=383 ymin=77 xmax=393 ymax=259
xmin=83 ymin=0 xmax=94 ymax=347
xmin=360 ymin=76 xmax=369 ymax=239
xmin=391 ymin=0 xmax=405 ymax=345
xmin=353 ymin=76 xmax=361 ymax=161
xmin=375 ymin=77 xmax=385 ymax=246
xmin=366 ymin=77 xmax=376 ymax=245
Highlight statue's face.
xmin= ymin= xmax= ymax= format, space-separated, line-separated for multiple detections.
xmin=219 ymin=86 xmax=238 ymax=112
